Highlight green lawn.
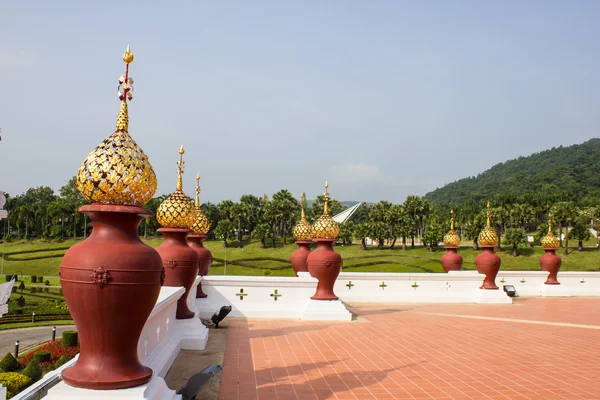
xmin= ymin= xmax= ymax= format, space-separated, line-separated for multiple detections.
xmin=1 ymin=236 xmax=600 ymax=278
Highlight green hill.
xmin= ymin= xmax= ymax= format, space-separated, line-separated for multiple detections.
xmin=425 ymin=138 xmax=600 ymax=204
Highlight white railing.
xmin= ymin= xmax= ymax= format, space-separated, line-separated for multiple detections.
xmin=14 ymin=280 xmax=209 ymax=400
xmin=196 ymin=275 xmax=318 ymax=319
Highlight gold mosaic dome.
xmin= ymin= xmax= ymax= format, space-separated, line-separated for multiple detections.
xmin=156 ymin=146 xmax=196 ymax=229
xmin=443 ymin=210 xmax=461 ymax=247
xmin=190 ymin=174 xmax=211 ymax=235
xmin=478 ymin=202 xmax=498 ymax=246
xmin=313 ymin=182 xmax=340 ymax=240
xmin=541 ymin=214 xmax=559 ymax=249
xmin=76 ymin=46 xmax=157 ymax=206
xmin=293 ymin=193 xmax=315 ymax=241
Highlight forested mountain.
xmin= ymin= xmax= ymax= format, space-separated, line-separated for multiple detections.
xmin=425 ymin=139 xmax=600 ymax=205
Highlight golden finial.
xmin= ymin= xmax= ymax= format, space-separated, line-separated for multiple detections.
xmin=156 ymin=146 xmax=195 ymax=229
xmin=313 ymin=181 xmax=339 ymax=239
xmin=443 ymin=209 xmax=460 ymax=247
xmin=541 ymin=212 xmax=559 ymax=249
xmin=293 ymin=192 xmax=315 ymax=241
xmin=300 ymin=192 xmax=306 ymax=219
xmin=123 ymin=45 xmax=134 ymax=64
xmin=195 ymin=173 xmax=201 ymax=208
xmin=176 ymin=145 xmax=185 ymax=191
xmin=75 ymin=45 xmax=157 ymax=206
xmin=323 ymin=181 xmax=330 ymax=216
xmin=478 ymin=201 xmax=498 ymax=246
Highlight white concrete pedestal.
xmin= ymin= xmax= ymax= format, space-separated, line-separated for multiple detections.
xmin=300 ymin=299 xmax=353 ymax=321
xmin=177 ymin=316 xmax=209 ymax=350
xmin=540 ymin=284 xmax=573 ymax=297
xmin=43 ymin=376 xmax=180 ymax=400
xmin=472 ymin=288 xmax=513 ymax=304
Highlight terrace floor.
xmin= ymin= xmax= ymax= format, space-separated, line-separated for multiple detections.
xmin=218 ymin=297 xmax=600 ymax=400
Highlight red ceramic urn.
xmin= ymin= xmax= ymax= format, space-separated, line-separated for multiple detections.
xmin=156 ymin=228 xmax=199 ymax=319
xmin=540 ymin=248 xmax=561 ymax=284
xmin=475 ymin=246 xmax=501 ymax=289
xmin=291 ymin=241 xmax=312 ymax=276
xmin=306 ymin=239 xmax=342 ymax=300
xmin=187 ymin=234 xmax=212 ymax=297
xmin=441 ymin=247 xmax=463 ymax=272
xmin=60 ymin=205 xmax=163 ymax=389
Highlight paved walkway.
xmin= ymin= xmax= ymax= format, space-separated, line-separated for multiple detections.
xmin=0 ymin=325 xmax=74 ymax=356
xmin=219 ymin=298 xmax=600 ymax=399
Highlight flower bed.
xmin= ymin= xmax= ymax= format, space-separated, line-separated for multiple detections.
xmin=0 ymin=337 xmax=79 ymax=398
xmin=18 ymin=339 xmax=79 ymax=369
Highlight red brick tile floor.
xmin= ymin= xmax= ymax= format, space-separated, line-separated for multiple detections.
xmin=218 ymin=298 xmax=600 ymax=400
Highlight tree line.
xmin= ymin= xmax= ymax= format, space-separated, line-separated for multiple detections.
xmin=2 ymin=177 xmax=599 ymax=256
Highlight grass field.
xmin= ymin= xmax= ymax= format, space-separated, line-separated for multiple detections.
xmin=1 ymin=236 xmax=600 ymax=278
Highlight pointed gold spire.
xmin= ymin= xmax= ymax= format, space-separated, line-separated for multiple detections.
xmin=156 ymin=146 xmax=195 ymax=229
xmin=313 ymin=180 xmax=339 ymax=239
xmin=176 ymin=145 xmax=185 ymax=191
xmin=443 ymin=209 xmax=460 ymax=247
xmin=75 ymin=45 xmax=157 ymax=206
xmin=189 ymin=172 xmax=210 ymax=235
xmin=541 ymin=213 xmax=559 ymax=249
xmin=195 ymin=173 xmax=201 ymax=208
xmin=479 ymin=201 xmax=498 ymax=246
xmin=323 ymin=181 xmax=330 ymax=216
xmin=293 ymin=192 xmax=315 ymax=241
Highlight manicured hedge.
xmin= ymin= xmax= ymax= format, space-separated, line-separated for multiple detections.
xmin=0 ymin=353 xmax=19 ymax=372
xmin=21 ymin=361 xmax=41 ymax=381
xmin=62 ymin=331 xmax=78 ymax=347
xmin=33 ymin=351 xmax=51 ymax=363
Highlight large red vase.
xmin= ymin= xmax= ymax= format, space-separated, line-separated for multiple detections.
xmin=441 ymin=247 xmax=463 ymax=272
xmin=291 ymin=241 xmax=312 ymax=276
xmin=306 ymin=239 xmax=342 ymax=300
xmin=187 ymin=234 xmax=212 ymax=298
xmin=474 ymin=246 xmax=501 ymax=289
xmin=60 ymin=205 xmax=163 ymax=389
xmin=540 ymin=248 xmax=561 ymax=284
xmin=156 ymin=228 xmax=199 ymax=319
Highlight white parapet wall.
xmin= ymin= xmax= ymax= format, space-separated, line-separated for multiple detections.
xmin=196 ymin=275 xmax=321 ymax=319
xmin=334 ymin=272 xmax=511 ymax=303
xmin=449 ymin=270 xmax=600 ymax=297
xmin=18 ymin=284 xmax=202 ymax=400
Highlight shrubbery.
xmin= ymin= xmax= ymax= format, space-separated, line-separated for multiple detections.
xmin=0 ymin=372 xmax=31 ymax=399
xmin=0 ymin=353 xmax=19 ymax=372
xmin=54 ymin=355 xmax=69 ymax=368
xmin=37 ymin=277 xmax=43 ymax=283
xmin=33 ymin=351 xmax=51 ymax=364
xmin=62 ymin=331 xmax=78 ymax=347
xmin=21 ymin=361 xmax=41 ymax=381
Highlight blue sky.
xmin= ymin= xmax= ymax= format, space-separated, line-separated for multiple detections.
xmin=1 ymin=1 xmax=599 ymax=203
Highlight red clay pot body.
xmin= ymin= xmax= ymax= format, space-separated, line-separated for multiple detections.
xmin=306 ymin=239 xmax=342 ymax=300
xmin=540 ymin=248 xmax=561 ymax=284
xmin=290 ymin=241 xmax=312 ymax=276
xmin=187 ymin=234 xmax=212 ymax=298
xmin=60 ymin=205 xmax=163 ymax=390
xmin=441 ymin=247 xmax=463 ymax=272
xmin=474 ymin=246 xmax=501 ymax=289
xmin=156 ymin=228 xmax=199 ymax=319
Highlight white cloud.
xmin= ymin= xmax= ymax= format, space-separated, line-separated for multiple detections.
xmin=329 ymin=163 xmax=392 ymax=184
